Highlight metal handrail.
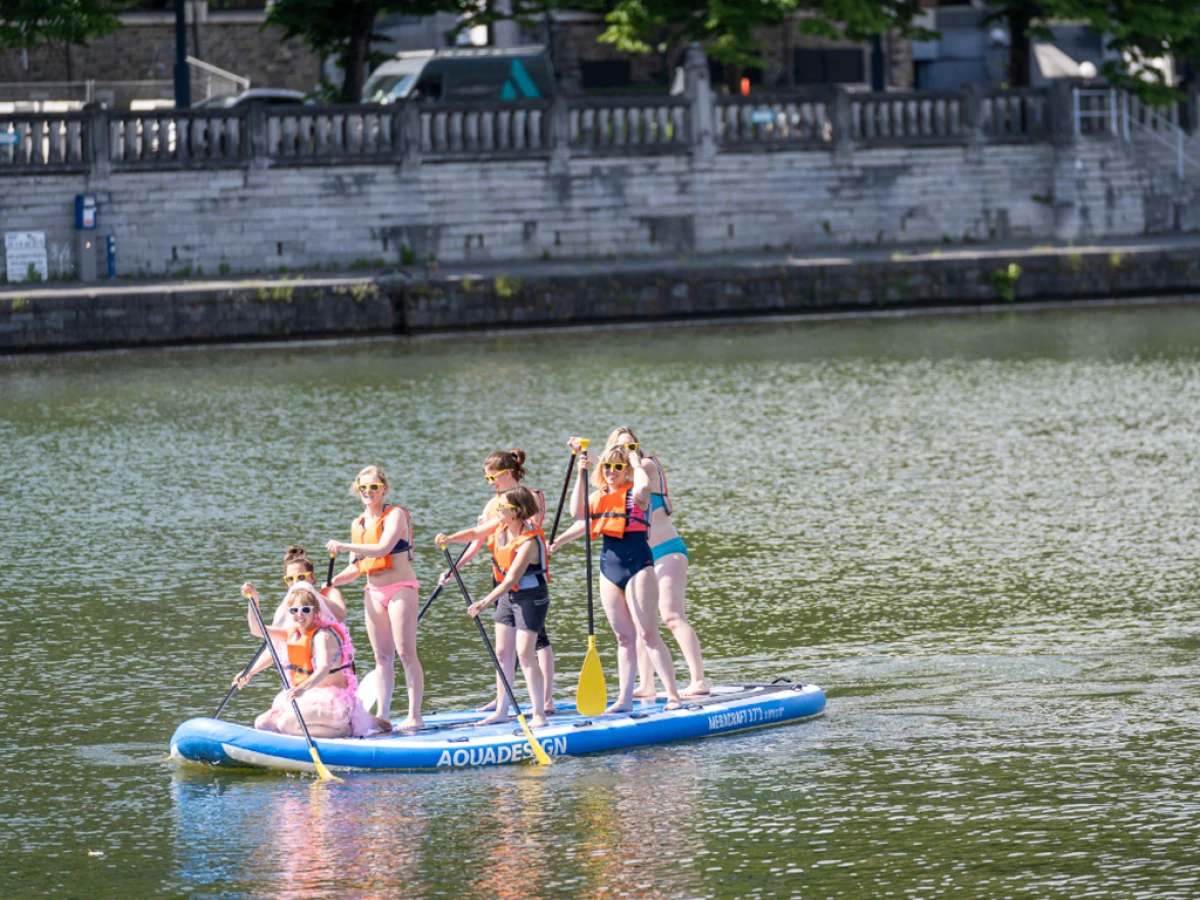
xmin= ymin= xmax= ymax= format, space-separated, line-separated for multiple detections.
xmin=1127 ymin=105 xmax=1200 ymax=181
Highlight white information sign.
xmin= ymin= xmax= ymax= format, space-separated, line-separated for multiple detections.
xmin=5 ymin=231 xmax=49 ymax=282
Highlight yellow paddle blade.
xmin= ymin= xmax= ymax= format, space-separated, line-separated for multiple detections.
xmin=515 ymin=714 xmax=552 ymax=766
xmin=576 ymin=635 xmax=607 ymax=717
xmin=309 ymin=746 xmax=343 ymax=782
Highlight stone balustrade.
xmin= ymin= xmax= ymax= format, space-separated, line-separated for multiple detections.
xmin=1 ymin=82 xmax=1071 ymax=177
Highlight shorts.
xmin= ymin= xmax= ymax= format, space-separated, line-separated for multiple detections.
xmin=600 ymin=532 xmax=654 ymax=591
xmin=651 ymin=535 xmax=689 ymax=564
xmin=493 ymin=587 xmax=550 ymax=636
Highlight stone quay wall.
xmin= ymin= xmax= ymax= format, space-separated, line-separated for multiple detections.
xmin=0 ymin=61 xmax=1195 ymax=283
xmin=5 ymin=242 xmax=1200 ymax=354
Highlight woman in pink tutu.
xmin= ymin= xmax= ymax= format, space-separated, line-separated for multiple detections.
xmin=233 ymin=582 xmax=374 ymax=738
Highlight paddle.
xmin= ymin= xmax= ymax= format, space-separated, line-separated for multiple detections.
xmin=548 ymin=448 xmax=578 ymax=543
xmin=438 ymin=541 xmax=551 ymax=766
xmin=243 ymin=588 xmax=342 ymax=782
xmin=419 ymin=545 xmax=470 ymax=621
xmin=575 ymin=439 xmax=607 ymax=716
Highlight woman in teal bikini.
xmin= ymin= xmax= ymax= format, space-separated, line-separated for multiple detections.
xmin=605 ymin=427 xmax=710 ymax=698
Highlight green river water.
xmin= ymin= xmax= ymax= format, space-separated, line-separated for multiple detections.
xmin=3 ymin=303 xmax=1200 ymax=899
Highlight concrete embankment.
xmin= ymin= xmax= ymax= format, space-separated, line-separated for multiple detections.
xmin=3 ymin=238 xmax=1200 ymax=354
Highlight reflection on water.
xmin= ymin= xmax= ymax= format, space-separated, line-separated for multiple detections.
xmin=5 ymin=302 xmax=1200 ymax=898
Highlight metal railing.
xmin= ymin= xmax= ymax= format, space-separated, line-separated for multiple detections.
xmin=1072 ymin=86 xmax=1200 ymax=182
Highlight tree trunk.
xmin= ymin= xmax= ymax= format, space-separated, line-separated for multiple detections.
xmin=1007 ymin=5 xmax=1034 ymax=88
xmin=340 ymin=0 xmax=379 ymax=104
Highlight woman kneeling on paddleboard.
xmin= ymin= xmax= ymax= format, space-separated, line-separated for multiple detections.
xmin=551 ymin=441 xmax=682 ymax=713
xmin=437 ymin=486 xmax=552 ymax=728
xmin=232 ymin=584 xmax=374 ymax=738
xmin=603 ymin=427 xmax=709 ymax=699
xmin=439 ymin=448 xmax=556 ymax=714
xmin=325 ymin=465 xmax=424 ymax=731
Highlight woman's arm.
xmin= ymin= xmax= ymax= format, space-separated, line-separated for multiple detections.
xmin=232 ymin=651 xmax=277 ymax=688
xmin=549 ymin=519 xmax=586 ymax=553
xmin=435 ymin=518 xmax=500 ymax=547
xmin=322 ymin=587 xmax=347 ymax=623
xmin=326 ymin=508 xmax=406 ymax=558
xmin=468 ymin=541 xmax=537 ymax=617
xmin=329 ymin=563 xmax=360 ymax=589
xmin=568 ymin=451 xmax=591 ymax=519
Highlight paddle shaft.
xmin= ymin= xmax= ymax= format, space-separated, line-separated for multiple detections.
xmin=214 ymin=641 xmax=266 ymax=719
xmin=440 ymin=545 xmax=528 ymax=719
xmin=419 ymin=545 xmax=470 ymax=621
xmin=582 ymin=451 xmax=595 ymax=636
xmin=244 ymin=593 xmax=326 ymax=759
xmin=548 ymin=450 xmax=577 ymax=544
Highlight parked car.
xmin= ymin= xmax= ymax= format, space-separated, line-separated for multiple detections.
xmin=193 ymin=89 xmax=307 ymax=109
xmin=362 ymin=46 xmax=556 ymax=104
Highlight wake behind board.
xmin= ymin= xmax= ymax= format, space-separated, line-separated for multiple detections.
xmin=170 ymin=681 xmax=825 ymax=773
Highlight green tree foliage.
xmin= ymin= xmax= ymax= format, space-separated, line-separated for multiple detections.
xmin=0 ymin=0 xmax=121 ymax=51
xmin=265 ymin=0 xmax=453 ymax=103
xmin=990 ymin=1 xmax=1200 ymax=101
xmin=590 ymin=0 xmax=929 ymax=68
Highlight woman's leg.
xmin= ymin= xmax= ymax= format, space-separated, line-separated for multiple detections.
xmin=516 ymin=629 xmax=547 ymax=727
xmin=634 ymin=639 xmax=657 ymax=698
xmin=655 ymin=553 xmax=709 ymax=696
xmin=600 ymin=578 xmax=638 ymax=713
xmin=626 ymin=568 xmax=682 ymax=709
xmin=387 ymin=587 xmax=424 ymax=729
xmin=477 ymin=623 xmax=517 ymax=726
xmin=363 ymin=590 xmax=397 ymax=720
xmin=538 ymin=644 xmax=556 ymax=713
xmin=254 ymin=710 xmax=280 ymax=732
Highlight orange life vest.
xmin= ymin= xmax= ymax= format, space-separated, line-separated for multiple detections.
xmin=285 ymin=624 xmax=352 ymax=687
xmin=486 ymin=521 xmax=549 ymax=590
xmin=351 ymin=505 xmax=413 ymax=574
xmin=589 ymin=483 xmax=649 ymax=539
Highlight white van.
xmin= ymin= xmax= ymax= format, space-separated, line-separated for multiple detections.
xmin=362 ymin=46 xmax=556 ymax=104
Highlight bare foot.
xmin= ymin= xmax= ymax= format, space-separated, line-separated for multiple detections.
xmin=545 ymin=700 xmax=557 ymax=714
xmin=663 ymin=697 xmax=683 ymax=711
xmin=397 ymin=716 xmax=424 ymax=731
xmin=680 ymin=680 xmax=711 ymax=698
xmin=605 ymin=701 xmax=634 ymax=714
xmin=632 ymin=685 xmax=657 ymax=699
xmin=475 ymin=698 xmax=498 ymax=713
xmin=372 ymin=716 xmax=393 ymax=733
xmin=475 ymin=710 xmax=511 ymax=727
xmin=531 ymin=714 xmax=549 ymax=728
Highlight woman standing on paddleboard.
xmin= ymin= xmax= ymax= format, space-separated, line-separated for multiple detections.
xmin=604 ymin=427 xmax=709 ymax=698
xmin=551 ymin=441 xmax=682 ymax=713
xmin=325 ymin=465 xmax=424 ymax=731
xmin=436 ymin=485 xmax=552 ymax=728
xmin=440 ymin=449 xmax=556 ymax=713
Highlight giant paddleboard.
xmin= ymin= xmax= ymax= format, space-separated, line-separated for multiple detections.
xmin=170 ymin=681 xmax=825 ymax=772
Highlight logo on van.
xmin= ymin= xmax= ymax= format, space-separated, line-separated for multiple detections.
xmin=500 ymin=59 xmax=541 ymax=100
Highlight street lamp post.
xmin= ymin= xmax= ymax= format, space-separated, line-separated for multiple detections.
xmin=174 ymin=0 xmax=191 ymax=108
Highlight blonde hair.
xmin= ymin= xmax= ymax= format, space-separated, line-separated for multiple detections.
xmin=591 ymin=445 xmax=633 ymax=489
xmin=348 ymin=465 xmax=390 ymax=498
xmin=605 ymin=425 xmax=642 ymax=454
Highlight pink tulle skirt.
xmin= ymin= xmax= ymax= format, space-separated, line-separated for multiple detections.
xmin=268 ymin=682 xmax=374 ymax=737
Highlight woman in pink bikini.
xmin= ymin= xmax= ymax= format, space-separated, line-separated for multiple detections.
xmin=326 ymin=465 xmax=424 ymax=731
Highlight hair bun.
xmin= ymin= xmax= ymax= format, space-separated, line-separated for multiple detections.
xmin=510 ymin=448 xmax=526 ymax=466
xmin=283 ymin=544 xmax=308 ymax=562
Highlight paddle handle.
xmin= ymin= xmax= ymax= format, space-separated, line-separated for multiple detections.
xmin=214 ymin=641 xmax=267 ymax=719
xmin=325 ymin=552 xmax=336 ymax=589
xmin=580 ymin=441 xmax=594 ymax=637
xmin=548 ymin=450 xmax=577 ymax=544
xmin=418 ymin=545 xmax=470 ymax=621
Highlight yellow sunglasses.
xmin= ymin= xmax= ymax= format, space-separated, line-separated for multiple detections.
xmin=620 ymin=442 xmax=639 ymax=452
xmin=484 ymin=470 xmax=512 ymax=484
xmin=497 ymin=502 xmax=519 ymax=510
xmin=283 ymin=571 xmax=314 ymax=585
xmin=357 ymin=482 xmax=384 ymax=493
xmin=602 ymin=462 xmax=628 ymax=472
